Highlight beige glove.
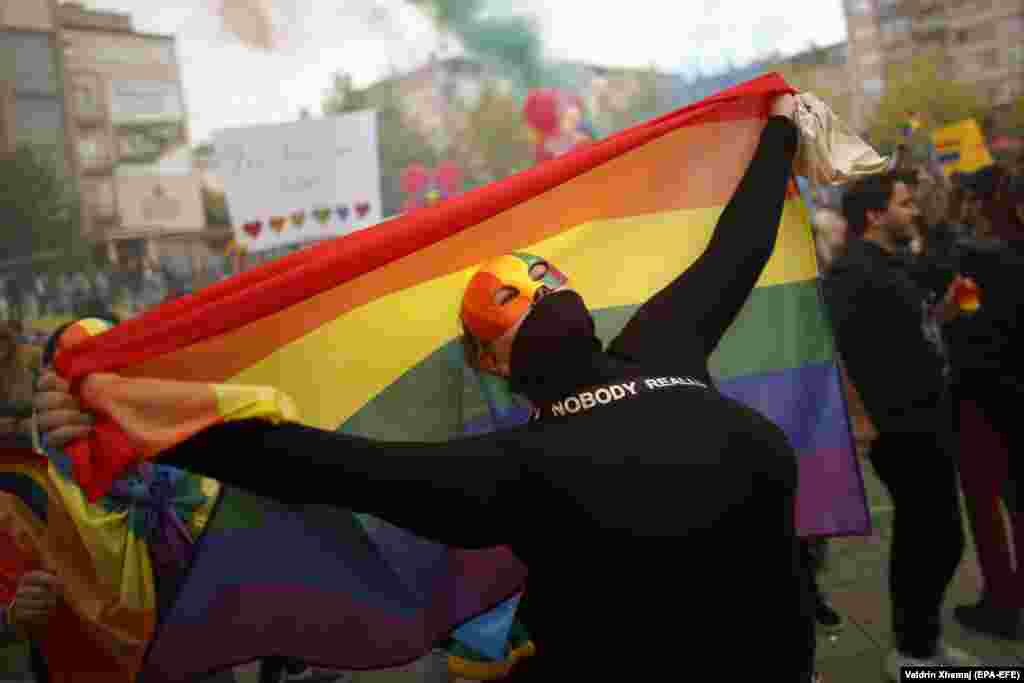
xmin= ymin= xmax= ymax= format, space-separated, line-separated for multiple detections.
xmin=792 ymin=92 xmax=890 ymax=185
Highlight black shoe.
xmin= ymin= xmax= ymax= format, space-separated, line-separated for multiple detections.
xmin=954 ymin=599 xmax=1024 ymax=640
xmin=815 ymin=601 xmax=844 ymax=632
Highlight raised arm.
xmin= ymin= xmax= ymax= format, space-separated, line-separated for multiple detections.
xmin=159 ymin=419 xmax=526 ymax=550
xmin=34 ymin=369 xmax=524 ymax=549
xmin=609 ymin=106 xmax=799 ymax=364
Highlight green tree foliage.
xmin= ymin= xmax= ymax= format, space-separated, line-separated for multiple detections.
xmin=461 ymin=81 xmax=533 ymax=185
xmin=766 ymin=52 xmax=853 ymax=126
xmin=868 ymin=50 xmax=986 ymax=152
xmin=322 ymin=72 xmax=439 ymax=217
xmin=0 ymin=145 xmax=92 ymax=317
xmin=0 ymin=144 xmax=89 ymax=273
xmin=598 ymin=67 xmax=663 ymax=135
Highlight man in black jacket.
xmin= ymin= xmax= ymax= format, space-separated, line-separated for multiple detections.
xmin=823 ymin=171 xmax=978 ymax=680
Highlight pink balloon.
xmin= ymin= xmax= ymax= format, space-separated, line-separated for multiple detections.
xmin=436 ymin=161 xmax=463 ymax=195
xmin=400 ymin=164 xmax=430 ymax=195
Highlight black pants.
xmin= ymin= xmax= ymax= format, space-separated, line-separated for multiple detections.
xmin=800 ymin=537 xmax=828 ymax=605
xmin=868 ymin=426 xmax=966 ymax=657
xmin=259 ymin=657 xmax=307 ymax=683
xmin=29 ymin=645 xmax=48 ymax=683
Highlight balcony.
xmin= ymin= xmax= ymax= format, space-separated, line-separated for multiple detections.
xmin=79 ymin=158 xmax=115 ymax=176
xmin=74 ymin=108 xmax=107 ymax=128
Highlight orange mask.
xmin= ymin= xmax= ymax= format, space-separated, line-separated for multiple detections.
xmin=461 ymin=253 xmax=569 ymax=343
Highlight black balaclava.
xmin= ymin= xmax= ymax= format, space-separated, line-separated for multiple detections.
xmin=507 ymin=290 xmax=603 ymax=405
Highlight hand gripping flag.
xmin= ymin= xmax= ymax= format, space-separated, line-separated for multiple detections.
xmin=51 ymin=73 xmax=869 ymax=680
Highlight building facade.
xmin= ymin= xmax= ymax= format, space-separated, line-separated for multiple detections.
xmin=844 ymin=0 xmax=1024 ymax=128
xmin=2 ymin=1 xmax=224 ymax=285
xmin=0 ymin=0 xmax=70 ymax=167
xmin=58 ymin=2 xmax=219 ymax=279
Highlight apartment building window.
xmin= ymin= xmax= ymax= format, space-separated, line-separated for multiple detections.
xmin=1009 ymin=46 xmax=1024 ymax=66
xmin=862 ymin=78 xmax=885 ymax=96
xmin=1006 ymin=16 xmax=1024 ymax=37
xmin=880 ymin=17 xmax=911 ymax=42
xmin=14 ymin=96 xmax=62 ymax=151
xmin=72 ymin=73 xmax=103 ymax=119
xmin=0 ymin=32 xmax=58 ymax=96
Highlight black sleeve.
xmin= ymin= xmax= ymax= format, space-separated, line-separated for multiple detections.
xmin=161 ymin=420 xmax=526 ymax=549
xmin=608 ymin=116 xmax=799 ymax=363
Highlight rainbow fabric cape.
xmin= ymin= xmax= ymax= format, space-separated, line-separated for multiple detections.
xmin=0 ymin=435 xmax=218 ymax=683
xmin=48 ymin=73 xmax=869 ymax=679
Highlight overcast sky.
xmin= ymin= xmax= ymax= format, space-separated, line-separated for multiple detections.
xmin=78 ymin=0 xmax=848 ymax=143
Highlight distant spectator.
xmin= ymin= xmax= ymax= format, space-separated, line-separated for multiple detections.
xmin=1009 ymin=173 xmax=1024 ymax=233
xmin=823 ymin=170 xmax=979 ymax=679
xmin=812 ymin=208 xmax=848 ymax=269
xmin=957 ymin=165 xmax=1024 ymax=248
xmin=0 ymin=322 xmax=37 ymax=435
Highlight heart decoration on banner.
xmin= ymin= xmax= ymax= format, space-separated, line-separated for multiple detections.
xmin=270 ymin=216 xmax=287 ymax=233
xmin=355 ymin=202 xmax=371 ymax=219
xmin=400 ymin=161 xmax=464 ymax=212
xmin=336 ymin=206 xmax=349 ymax=221
xmin=313 ymin=207 xmax=331 ymax=225
xmin=291 ymin=210 xmax=306 ymax=228
xmin=242 ymin=221 xmax=262 ymax=238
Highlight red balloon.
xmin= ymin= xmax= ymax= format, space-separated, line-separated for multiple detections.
xmin=523 ymin=89 xmax=561 ymax=136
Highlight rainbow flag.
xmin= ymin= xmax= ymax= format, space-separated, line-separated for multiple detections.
xmin=51 ymin=73 xmax=869 ymax=678
xmin=0 ymin=436 xmax=218 ymax=683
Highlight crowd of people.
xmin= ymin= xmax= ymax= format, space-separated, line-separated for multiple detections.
xmin=806 ymin=153 xmax=1024 ymax=678
xmin=2 ymin=91 xmax=1024 ymax=682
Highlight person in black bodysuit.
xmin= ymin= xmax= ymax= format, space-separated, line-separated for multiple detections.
xmin=36 ymin=96 xmax=816 ymax=680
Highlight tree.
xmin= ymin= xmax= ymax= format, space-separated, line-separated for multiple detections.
xmin=867 ymin=50 xmax=986 ymax=153
xmin=1000 ymin=95 xmax=1024 ymax=135
xmin=322 ymin=72 xmax=439 ymax=217
xmin=0 ymin=144 xmax=90 ymax=316
xmin=407 ymin=0 xmax=544 ymax=91
xmin=461 ymin=80 xmax=533 ymax=185
xmin=766 ymin=53 xmax=852 ymax=125
xmin=598 ymin=66 xmax=664 ymax=135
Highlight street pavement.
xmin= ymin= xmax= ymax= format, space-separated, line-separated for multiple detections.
xmin=813 ymin=456 xmax=1024 ymax=682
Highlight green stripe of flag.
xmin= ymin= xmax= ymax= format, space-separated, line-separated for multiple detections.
xmin=339 ymin=278 xmax=833 ymax=441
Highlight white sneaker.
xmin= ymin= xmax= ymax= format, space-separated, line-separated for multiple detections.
xmin=885 ymin=643 xmax=981 ymax=681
